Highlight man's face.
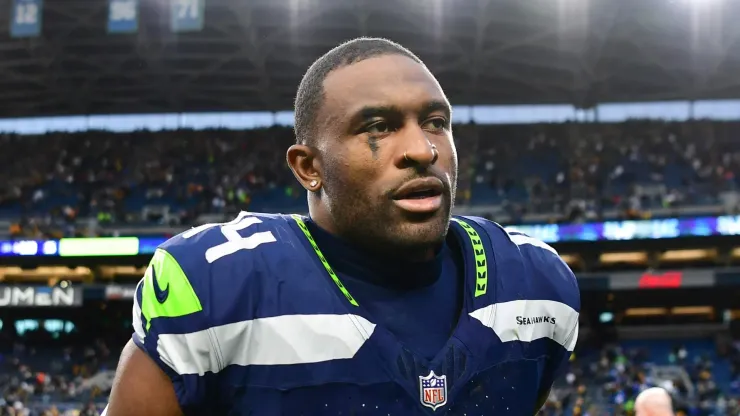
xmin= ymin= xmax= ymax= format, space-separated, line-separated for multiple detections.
xmin=315 ymin=54 xmax=458 ymax=254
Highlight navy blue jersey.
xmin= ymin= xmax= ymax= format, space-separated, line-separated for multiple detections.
xmin=125 ymin=212 xmax=580 ymax=415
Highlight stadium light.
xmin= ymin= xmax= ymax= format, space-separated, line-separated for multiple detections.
xmin=681 ymin=0 xmax=724 ymax=9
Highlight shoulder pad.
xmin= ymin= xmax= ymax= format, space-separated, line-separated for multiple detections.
xmin=135 ymin=212 xmax=288 ymax=339
xmin=456 ymin=215 xmax=579 ymax=311
xmin=458 ymin=217 xmax=580 ymax=354
xmin=505 ymin=229 xmax=579 ymax=313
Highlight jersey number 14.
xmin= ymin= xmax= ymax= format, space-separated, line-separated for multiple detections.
xmin=182 ymin=212 xmax=277 ymax=263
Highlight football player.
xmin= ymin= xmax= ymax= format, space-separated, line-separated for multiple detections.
xmin=104 ymin=37 xmax=580 ymax=415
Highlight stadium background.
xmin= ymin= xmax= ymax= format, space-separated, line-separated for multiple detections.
xmin=2 ymin=0 xmax=740 ymax=415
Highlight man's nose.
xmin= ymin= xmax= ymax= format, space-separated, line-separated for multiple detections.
xmin=396 ymin=126 xmax=438 ymax=167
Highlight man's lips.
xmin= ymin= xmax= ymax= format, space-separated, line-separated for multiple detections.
xmin=392 ymin=177 xmax=444 ymax=214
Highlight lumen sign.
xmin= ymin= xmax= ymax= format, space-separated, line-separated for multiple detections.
xmin=0 ymin=286 xmax=82 ymax=307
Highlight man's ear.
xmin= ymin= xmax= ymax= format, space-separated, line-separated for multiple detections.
xmin=286 ymin=144 xmax=322 ymax=192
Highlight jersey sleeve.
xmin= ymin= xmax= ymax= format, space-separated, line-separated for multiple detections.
xmin=129 ymin=213 xmax=282 ymax=414
xmin=132 ymin=247 xmax=210 ymax=415
xmin=511 ymin=232 xmax=580 ymax=389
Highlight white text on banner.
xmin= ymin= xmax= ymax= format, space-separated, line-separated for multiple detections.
xmin=10 ymin=0 xmax=42 ymax=38
xmin=170 ymin=0 xmax=204 ymax=33
xmin=108 ymin=0 xmax=138 ymax=34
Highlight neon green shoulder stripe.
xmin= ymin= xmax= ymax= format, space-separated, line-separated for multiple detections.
xmin=141 ymin=248 xmax=204 ymax=331
xmin=451 ymin=218 xmax=489 ymax=297
xmin=291 ymin=215 xmax=359 ymax=307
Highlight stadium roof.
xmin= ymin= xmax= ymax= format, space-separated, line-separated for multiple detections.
xmin=2 ymin=0 xmax=740 ymax=118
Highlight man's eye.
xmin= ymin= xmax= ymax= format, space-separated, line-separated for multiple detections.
xmin=424 ymin=118 xmax=448 ymax=131
xmin=366 ymin=122 xmax=390 ymax=135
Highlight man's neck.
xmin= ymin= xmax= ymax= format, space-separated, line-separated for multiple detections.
xmin=307 ymin=206 xmax=442 ymax=262
xmin=328 ymin=227 xmax=439 ymax=262
xmin=304 ymin=219 xmax=447 ymax=290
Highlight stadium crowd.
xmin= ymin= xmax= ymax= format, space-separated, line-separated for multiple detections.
xmin=541 ymin=340 xmax=740 ymax=416
xmin=3 ymin=330 xmax=740 ymax=415
xmin=2 ymin=120 xmax=740 ymax=237
xmin=0 ymin=340 xmax=110 ymax=416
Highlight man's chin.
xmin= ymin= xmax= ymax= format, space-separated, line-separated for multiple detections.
xmin=398 ymin=215 xmax=450 ymax=243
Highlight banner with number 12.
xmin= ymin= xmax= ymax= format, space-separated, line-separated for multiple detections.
xmin=10 ymin=0 xmax=42 ymax=38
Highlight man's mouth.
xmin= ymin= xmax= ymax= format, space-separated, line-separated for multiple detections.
xmin=392 ymin=178 xmax=444 ymax=214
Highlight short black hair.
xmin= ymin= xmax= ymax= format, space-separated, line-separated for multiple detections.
xmin=294 ymin=37 xmax=423 ymax=145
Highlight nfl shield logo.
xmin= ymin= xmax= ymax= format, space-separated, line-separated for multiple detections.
xmin=419 ymin=370 xmax=447 ymax=411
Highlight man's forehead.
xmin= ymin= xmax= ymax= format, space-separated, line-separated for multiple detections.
xmin=322 ymin=55 xmax=447 ymax=116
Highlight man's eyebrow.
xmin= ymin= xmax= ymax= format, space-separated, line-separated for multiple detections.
xmin=347 ymin=100 xmax=451 ymax=126
xmin=420 ymin=100 xmax=451 ymax=119
xmin=353 ymin=105 xmax=403 ymax=123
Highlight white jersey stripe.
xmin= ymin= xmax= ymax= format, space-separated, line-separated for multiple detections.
xmin=132 ymin=279 xmax=145 ymax=342
xmin=157 ymin=314 xmax=376 ymax=376
xmin=508 ymin=234 xmax=558 ymax=255
xmin=469 ymin=300 xmax=579 ymax=351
